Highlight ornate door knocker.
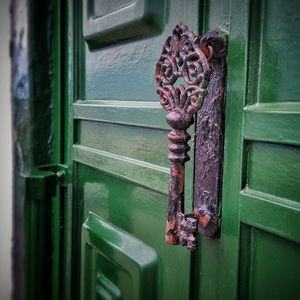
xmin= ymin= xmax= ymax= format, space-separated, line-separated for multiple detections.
xmin=155 ymin=22 xmax=227 ymax=250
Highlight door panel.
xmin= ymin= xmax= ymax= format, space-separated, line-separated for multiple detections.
xmin=77 ymin=121 xmax=169 ymax=167
xmin=83 ymin=0 xmax=165 ymax=49
xmin=240 ymin=225 xmax=300 ymax=300
xmin=220 ymin=0 xmax=300 ymax=299
xmin=82 ymin=212 xmax=157 ymax=300
xmin=75 ymin=158 xmax=190 ymax=299
xmin=64 ymin=0 xmax=300 ymax=299
xmin=194 ymin=0 xmax=300 ymax=299
xmin=83 ymin=0 xmax=167 ymax=100
xmin=247 ymin=142 xmax=300 ymax=204
xmin=248 ymin=0 xmax=300 ymax=103
xmin=68 ymin=1 xmax=199 ymax=299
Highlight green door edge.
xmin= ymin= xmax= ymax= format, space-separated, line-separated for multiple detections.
xmin=11 ymin=0 xmax=63 ymax=299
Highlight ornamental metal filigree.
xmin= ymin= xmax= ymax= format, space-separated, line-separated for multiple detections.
xmin=156 ymin=22 xmax=211 ymax=119
xmin=156 ymin=22 xmax=227 ymax=251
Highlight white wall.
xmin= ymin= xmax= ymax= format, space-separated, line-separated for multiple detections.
xmin=0 ymin=0 xmax=12 ymax=299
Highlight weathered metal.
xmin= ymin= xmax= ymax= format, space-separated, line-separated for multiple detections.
xmin=156 ymin=22 xmax=227 ymax=250
xmin=194 ymin=30 xmax=227 ymax=238
xmin=21 ymin=164 xmax=68 ymax=201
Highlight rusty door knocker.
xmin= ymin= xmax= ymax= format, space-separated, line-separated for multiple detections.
xmin=155 ymin=22 xmax=227 ymax=251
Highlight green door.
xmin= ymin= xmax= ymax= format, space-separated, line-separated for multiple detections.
xmin=62 ymin=0 xmax=300 ymax=299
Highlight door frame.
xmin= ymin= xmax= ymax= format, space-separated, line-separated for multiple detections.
xmin=11 ymin=0 xmax=63 ymax=299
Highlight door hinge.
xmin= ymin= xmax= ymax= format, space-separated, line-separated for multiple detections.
xmin=21 ymin=164 xmax=68 ymax=201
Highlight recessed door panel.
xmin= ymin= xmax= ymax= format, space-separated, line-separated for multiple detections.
xmin=81 ymin=212 xmax=158 ymax=300
xmin=71 ymin=4 xmax=199 ymax=297
xmin=83 ymin=0 xmax=165 ymax=48
xmin=240 ymin=226 xmax=300 ymax=300
xmin=82 ymin=1 xmax=199 ymax=100
xmin=247 ymin=0 xmax=300 ymax=103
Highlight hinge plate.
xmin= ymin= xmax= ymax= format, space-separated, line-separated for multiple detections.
xmin=21 ymin=164 xmax=68 ymax=201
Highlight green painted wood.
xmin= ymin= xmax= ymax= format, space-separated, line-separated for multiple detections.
xmin=61 ymin=0 xmax=77 ymax=299
xmin=76 ymin=163 xmax=191 ymax=300
xmin=11 ymin=0 xmax=63 ymax=299
xmin=221 ymin=0 xmax=300 ymax=299
xmin=196 ymin=0 xmax=300 ymax=299
xmin=15 ymin=1 xmax=300 ymax=298
xmin=247 ymin=142 xmax=300 ymax=202
xmin=193 ymin=1 xmax=231 ymax=299
xmin=204 ymin=0 xmax=247 ymax=298
xmin=82 ymin=0 xmax=165 ymax=48
xmin=82 ymin=212 xmax=158 ymax=300
xmin=65 ymin=1 xmax=199 ymax=300
xmin=77 ymin=121 xmax=169 ymax=167
xmin=244 ymin=104 xmax=300 ymax=145
xmin=73 ymin=145 xmax=169 ymax=194
xmin=74 ymin=100 xmax=169 ymax=130
xmin=252 ymin=0 xmax=300 ymax=103
xmin=62 ymin=0 xmax=300 ymax=299
xmin=239 ymin=226 xmax=300 ymax=300
xmin=241 ymin=189 xmax=300 ymax=243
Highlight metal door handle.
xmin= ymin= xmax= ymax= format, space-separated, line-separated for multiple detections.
xmin=155 ymin=22 xmax=227 ymax=251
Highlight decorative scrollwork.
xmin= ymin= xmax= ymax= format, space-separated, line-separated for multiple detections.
xmin=155 ymin=22 xmax=227 ymax=251
xmin=156 ymin=22 xmax=211 ymax=119
xmin=155 ymin=22 xmax=213 ymax=251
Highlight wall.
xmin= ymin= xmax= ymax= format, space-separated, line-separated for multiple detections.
xmin=0 ymin=0 xmax=12 ymax=299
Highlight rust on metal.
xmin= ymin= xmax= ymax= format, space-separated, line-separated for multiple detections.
xmin=156 ymin=22 xmax=227 ymax=251
xmin=194 ymin=29 xmax=227 ymax=238
xmin=193 ymin=209 xmax=210 ymax=229
xmin=156 ymin=22 xmax=211 ymax=251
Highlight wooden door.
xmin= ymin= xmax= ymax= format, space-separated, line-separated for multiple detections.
xmin=63 ymin=1 xmax=199 ymax=299
xmin=194 ymin=1 xmax=300 ymax=299
xmin=218 ymin=0 xmax=300 ymax=299
xmin=62 ymin=0 xmax=300 ymax=299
